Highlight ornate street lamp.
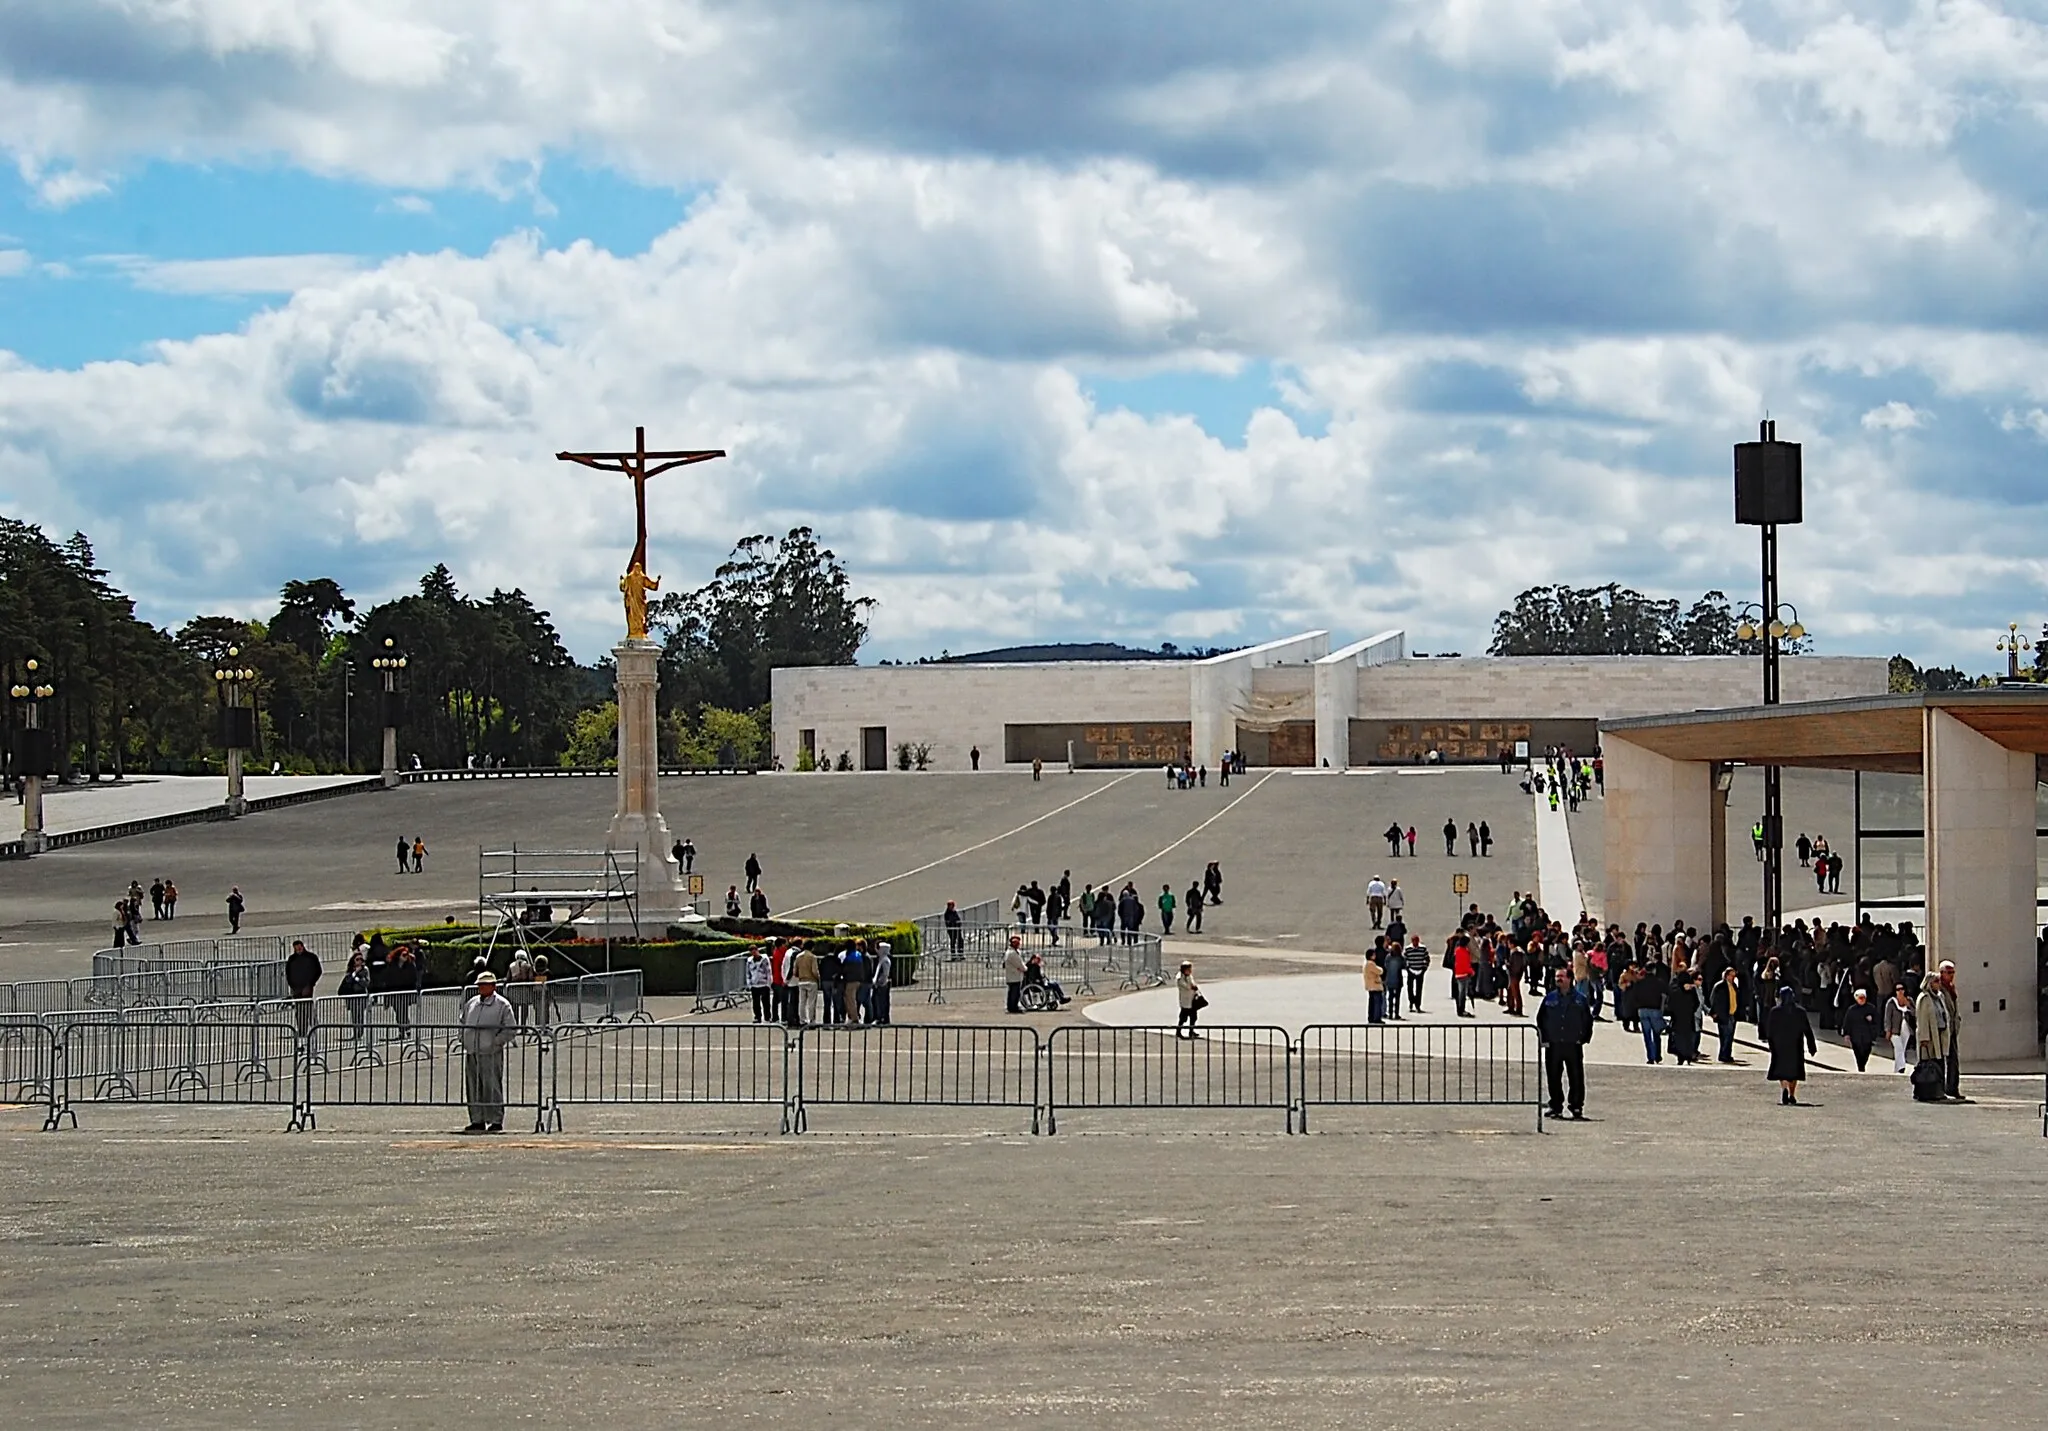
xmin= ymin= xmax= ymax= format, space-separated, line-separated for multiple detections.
xmin=371 ymin=638 xmax=409 ymax=787
xmin=213 ymin=645 xmax=256 ymax=816
xmin=1995 ymin=621 xmax=2029 ymax=682
xmin=11 ymin=659 xmax=56 ymax=854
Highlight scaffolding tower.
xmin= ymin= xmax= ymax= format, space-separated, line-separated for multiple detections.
xmin=477 ymin=845 xmax=639 ymax=975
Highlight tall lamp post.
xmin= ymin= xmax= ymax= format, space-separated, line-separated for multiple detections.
xmin=372 ymin=638 xmax=407 ymax=789
xmin=213 ymin=647 xmax=256 ymax=817
xmin=1995 ymin=621 xmax=2029 ymax=682
xmin=11 ymin=660 xmax=56 ymax=854
xmin=1733 ymin=420 xmax=1805 ymax=933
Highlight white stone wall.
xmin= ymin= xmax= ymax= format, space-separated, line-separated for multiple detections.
xmin=1353 ymin=655 xmax=1887 ymax=722
xmin=771 ymin=652 xmax=1890 ymax=771
xmin=1190 ymin=632 xmax=1328 ymax=765
xmin=771 ymin=662 xmax=1191 ymax=772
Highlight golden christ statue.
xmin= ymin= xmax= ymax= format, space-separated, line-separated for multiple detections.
xmin=620 ymin=562 xmax=660 ymax=641
xmin=554 ymin=427 xmax=728 ymax=641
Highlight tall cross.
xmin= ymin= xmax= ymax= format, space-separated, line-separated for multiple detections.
xmin=555 ymin=426 xmax=727 ymax=572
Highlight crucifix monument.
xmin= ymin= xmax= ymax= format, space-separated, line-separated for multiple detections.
xmin=556 ymin=427 xmax=726 ymax=922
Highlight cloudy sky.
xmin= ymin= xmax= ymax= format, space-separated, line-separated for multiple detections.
xmin=1 ymin=0 xmax=2045 ymax=667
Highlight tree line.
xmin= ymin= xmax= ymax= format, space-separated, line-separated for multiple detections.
xmin=1489 ymin=580 xmax=2042 ymax=687
xmin=1 ymin=516 xmax=870 ymax=780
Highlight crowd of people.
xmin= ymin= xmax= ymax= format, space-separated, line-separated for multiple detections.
xmin=1357 ymin=881 xmax=2010 ymax=1116
xmin=1002 ymin=863 xmax=1226 ymax=945
xmin=741 ymin=938 xmax=896 ymax=1027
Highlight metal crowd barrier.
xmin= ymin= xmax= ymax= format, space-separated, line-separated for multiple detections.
xmin=294 ymin=971 xmax=649 ymax=1063
xmin=1043 ymin=1024 xmax=1295 ymax=1134
xmin=48 ymin=1014 xmax=303 ymax=1130
xmin=0 ymin=1016 xmax=60 ymax=1130
xmin=791 ymin=1024 xmax=1041 ymax=1134
xmin=13 ymin=1021 xmax=1538 ymax=1136
xmin=92 ymin=930 xmax=356 ymax=977
xmin=297 ymin=1023 xmax=550 ymax=1133
xmin=544 ymin=1021 xmax=789 ymax=1132
xmin=692 ymin=954 xmax=749 ymax=1014
xmin=916 ymin=924 xmax=1165 ymax=1004
xmin=1296 ymin=1023 xmax=1544 ymax=1131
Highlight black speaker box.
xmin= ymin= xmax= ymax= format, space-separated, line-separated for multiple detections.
xmin=1734 ymin=441 xmax=1802 ymax=525
xmin=13 ymin=726 xmax=56 ymax=776
xmin=217 ymin=706 xmax=256 ymax=749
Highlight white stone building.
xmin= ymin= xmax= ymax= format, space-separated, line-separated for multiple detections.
xmin=770 ymin=631 xmax=1889 ymax=772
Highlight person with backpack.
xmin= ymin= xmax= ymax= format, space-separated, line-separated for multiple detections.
xmin=1157 ymin=884 xmax=1176 ymax=936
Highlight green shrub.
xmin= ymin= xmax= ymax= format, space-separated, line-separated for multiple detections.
xmin=357 ymin=917 xmax=923 ymax=994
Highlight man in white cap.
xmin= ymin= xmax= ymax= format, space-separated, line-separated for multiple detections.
xmin=460 ymin=970 xmax=518 ymax=1133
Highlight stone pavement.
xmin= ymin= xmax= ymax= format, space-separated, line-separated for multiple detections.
xmin=1 ymin=1061 xmax=2043 ymax=1428
xmin=20 ymin=773 xmax=371 ymax=837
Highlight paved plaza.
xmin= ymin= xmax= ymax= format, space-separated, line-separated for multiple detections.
xmin=2 ymin=1071 xmax=2045 ymax=1428
xmin=3 ymin=767 xmax=2045 ymax=1427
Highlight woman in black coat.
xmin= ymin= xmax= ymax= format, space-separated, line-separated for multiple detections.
xmin=1765 ymin=986 xmax=1818 ymax=1105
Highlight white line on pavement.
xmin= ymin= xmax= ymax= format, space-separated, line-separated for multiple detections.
xmin=780 ymin=771 xmax=1140 ymax=915
xmin=1099 ymin=770 xmax=1279 ymax=889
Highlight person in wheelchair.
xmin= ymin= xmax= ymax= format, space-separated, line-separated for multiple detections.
xmin=1020 ymin=951 xmax=1070 ymax=1010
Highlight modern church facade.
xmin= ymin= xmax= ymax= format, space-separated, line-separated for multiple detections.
xmin=771 ymin=631 xmax=1889 ymax=772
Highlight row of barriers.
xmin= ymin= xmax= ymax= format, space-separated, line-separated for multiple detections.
xmin=0 ymin=963 xmax=288 ymax=1016
xmin=914 ymin=922 xmax=1166 ymax=1001
xmin=1 ymin=1019 xmax=1540 ymax=1134
xmin=93 ymin=930 xmax=359 ymax=975
xmin=3 ymin=964 xmax=642 ymax=1026
xmin=688 ymin=922 xmax=1165 ymax=1015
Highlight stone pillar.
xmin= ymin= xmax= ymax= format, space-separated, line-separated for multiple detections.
xmin=381 ymin=724 xmax=399 ymax=789
xmin=610 ymin=638 xmax=685 ymax=919
xmin=1923 ymin=709 xmax=2039 ymax=1064
xmin=1312 ymin=656 xmax=1358 ymax=769
xmin=20 ymin=771 xmax=46 ymax=854
xmin=225 ymin=746 xmax=247 ymax=817
xmin=1601 ymin=733 xmax=1716 ymax=931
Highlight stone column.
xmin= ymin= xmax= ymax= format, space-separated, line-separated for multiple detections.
xmin=610 ymin=638 xmax=685 ymax=920
xmin=1923 ymin=709 xmax=2039 ymax=1064
xmin=1601 ymin=733 xmax=1716 ymax=931
xmin=225 ymin=746 xmax=246 ymax=817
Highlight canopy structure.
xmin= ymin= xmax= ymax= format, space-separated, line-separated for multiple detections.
xmin=1600 ymin=690 xmax=2048 ymax=1062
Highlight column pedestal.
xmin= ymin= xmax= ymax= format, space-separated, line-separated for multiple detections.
xmin=608 ymin=638 xmax=687 ymax=928
xmin=1924 ymin=709 xmax=2040 ymax=1063
xmin=225 ymin=748 xmax=247 ymax=817
xmin=381 ymin=725 xmax=400 ymax=789
xmin=21 ymin=772 xmax=46 ymax=854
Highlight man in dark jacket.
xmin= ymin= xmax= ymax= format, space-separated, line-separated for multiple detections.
xmin=1536 ymin=969 xmax=1594 ymax=1119
xmin=1633 ymin=954 xmax=1672 ymax=1064
xmin=285 ymin=939 xmax=322 ymax=1038
xmin=1442 ymin=818 xmax=1458 ymax=856
xmin=1840 ymin=986 xmax=1883 ymax=1071
xmin=1384 ymin=823 xmax=1404 ymax=857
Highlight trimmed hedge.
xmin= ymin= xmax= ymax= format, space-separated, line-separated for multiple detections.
xmin=352 ymin=917 xmax=922 ymax=996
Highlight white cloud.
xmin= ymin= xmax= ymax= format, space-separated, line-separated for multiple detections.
xmin=0 ymin=248 xmax=28 ymax=276
xmin=106 ymin=253 xmax=368 ymax=295
xmin=1861 ymin=400 xmax=1924 ymax=431
xmin=1 ymin=2 xmax=2047 ymax=668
